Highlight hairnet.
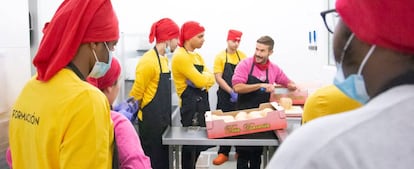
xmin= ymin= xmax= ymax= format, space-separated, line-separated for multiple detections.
xmin=33 ymin=0 xmax=119 ymax=81
xmin=227 ymin=29 xmax=242 ymax=41
xmin=336 ymin=0 xmax=414 ymax=54
xmin=149 ymin=18 xmax=179 ymax=43
xmin=179 ymin=21 xmax=205 ymax=47
xmin=87 ymin=57 xmax=121 ymax=90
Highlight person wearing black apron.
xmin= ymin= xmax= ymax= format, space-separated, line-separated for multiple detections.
xmin=138 ymin=47 xmax=172 ymax=169
xmin=213 ymin=50 xmax=245 ymax=165
xmin=172 ymin=21 xmax=215 ymax=169
xmin=213 ymin=29 xmax=247 ymax=165
xmin=130 ymin=18 xmax=180 ymax=169
xmin=180 ymin=63 xmax=214 ymax=169
xmin=235 ymin=63 xmax=271 ymax=169
xmin=232 ymin=35 xmax=297 ymax=169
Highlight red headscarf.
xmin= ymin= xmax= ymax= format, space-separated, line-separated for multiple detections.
xmin=33 ymin=0 xmax=119 ymax=81
xmin=149 ymin=18 xmax=179 ymax=43
xmin=227 ymin=29 xmax=243 ymax=41
xmin=179 ymin=21 xmax=205 ymax=47
xmin=87 ymin=57 xmax=121 ymax=90
xmin=336 ymin=0 xmax=414 ymax=54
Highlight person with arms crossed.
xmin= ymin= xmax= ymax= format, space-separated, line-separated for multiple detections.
xmin=232 ymin=35 xmax=297 ymax=169
xmin=267 ymin=0 xmax=414 ymax=168
xmin=128 ymin=17 xmax=179 ymax=169
xmin=171 ymin=21 xmax=215 ymax=169
xmin=8 ymin=0 xmax=119 ymax=168
xmin=212 ymin=29 xmax=247 ymax=165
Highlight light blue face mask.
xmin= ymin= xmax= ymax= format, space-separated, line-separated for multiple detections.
xmin=88 ymin=42 xmax=113 ymax=78
xmin=333 ymin=33 xmax=376 ymax=104
xmin=165 ymin=45 xmax=172 ymax=56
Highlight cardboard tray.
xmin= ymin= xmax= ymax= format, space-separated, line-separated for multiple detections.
xmin=205 ymin=102 xmax=287 ymax=139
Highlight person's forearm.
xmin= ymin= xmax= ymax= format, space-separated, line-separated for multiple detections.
xmin=233 ymin=83 xmax=262 ymax=94
xmin=287 ymin=81 xmax=297 ymax=91
xmin=215 ymin=73 xmax=233 ymax=93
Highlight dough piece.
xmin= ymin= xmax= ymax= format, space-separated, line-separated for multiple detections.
xmin=248 ymin=111 xmax=263 ymax=119
xmin=235 ymin=111 xmax=248 ymax=121
xmin=261 ymin=108 xmax=274 ymax=117
xmin=279 ymin=97 xmax=293 ymax=110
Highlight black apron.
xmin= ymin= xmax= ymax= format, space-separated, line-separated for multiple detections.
xmin=180 ymin=64 xmax=212 ymax=169
xmin=216 ymin=50 xmax=240 ymax=112
xmin=138 ymin=47 xmax=171 ymax=169
xmin=235 ymin=62 xmax=275 ymax=153
xmin=237 ymin=63 xmax=270 ymax=110
xmin=180 ymin=64 xmax=210 ymax=127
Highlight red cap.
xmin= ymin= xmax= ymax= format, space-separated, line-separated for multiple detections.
xmin=149 ymin=18 xmax=179 ymax=43
xmin=179 ymin=21 xmax=205 ymax=47
xmin=33 ymin=0 xmax=119 ymax=81
xmin=87 ymin=57 xmax=121 ymax=90
xmin=336 ymin=0 xmax=414 ymax=54
xmin=227 ymin=29 xmax=242 ymax=41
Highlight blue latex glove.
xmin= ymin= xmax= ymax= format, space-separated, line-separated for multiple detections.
xmin=229 ymin=91 xmax=238 ymax=103
xmin=186 ymin=79 xmax=196 ymax=88
xmin=113 ymin=97 xmax=139 ymax=122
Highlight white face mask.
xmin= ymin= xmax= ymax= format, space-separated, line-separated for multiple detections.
xmin=88 ymin=42 xmax=113 ymax=78
xmin=333 ymin=33 xmax=376 ymax=104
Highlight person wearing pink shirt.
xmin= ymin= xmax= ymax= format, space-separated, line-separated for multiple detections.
xmin=232 ymin=35 xmax=296 ymax=169
xmin=87 ymin=57 xmax=152 ymax=169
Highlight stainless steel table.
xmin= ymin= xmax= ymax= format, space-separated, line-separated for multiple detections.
xmin=162 ymin=118 xmax=302 ymax=169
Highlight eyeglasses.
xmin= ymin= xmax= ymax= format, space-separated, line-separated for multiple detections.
xmin=320 ymin=9 xmax=339 ymax=34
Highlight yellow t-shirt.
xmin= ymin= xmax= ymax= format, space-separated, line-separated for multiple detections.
xmin=213 ymin=49 xmax=247 ymax=73
xmin=9 ymin=69 xmax=113 ymax=169
xmin=171 ymin=47 xmax=215 ymax=104
xmin=302 ymin=85 xmax=362 ymax=124
xmin=129 ymin=49 xmax=170 ymax=120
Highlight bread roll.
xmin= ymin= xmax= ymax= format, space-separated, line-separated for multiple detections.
xmin=221 ymin=115 xmax=235 ymax=122
xmin=279 ymin=97 xmax=293 ymax=110
xmin=235 ymin=111 xmax=248 ymax=121
xmin=261 ymin=108 xmax=273 ymax=117
xmin=211 ymin=115 xmax=220 ymax=120
xmin=248 ymin=111 xmax=263 ymax=119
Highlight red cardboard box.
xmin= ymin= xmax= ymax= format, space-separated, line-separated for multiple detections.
xmin=205 ymin=102 xmax=287 ymax=139
xmin=270 ymin=88 xmax=309 ymax=105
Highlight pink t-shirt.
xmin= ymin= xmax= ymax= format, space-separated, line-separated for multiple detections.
xmin=7 ymin=111 xmax=152 ymax=169
xmin=111 ymin=111 xmax=152 ymax=169
xmin=232 ymin=57 xmax=291 ymax=86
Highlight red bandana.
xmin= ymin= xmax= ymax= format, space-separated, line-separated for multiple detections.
xmin=149 ymin=18 xmax=179 ymax=43
xmin=179 ymin=21 xmax=205 ymax=47
xmin=33 ymin=0 xmax=119 ymax=81
xmin=87 ymin=57 xmax=121 ymax=90
xmin=254 ymin=59 xmax=270 ymax=71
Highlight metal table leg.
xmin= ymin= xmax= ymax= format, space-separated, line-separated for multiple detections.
xmin=169 ymin=145 xmax=173 ymax=169
xmin=263 ymin=146 xmax=268 ymax=167
xmin=175 ymin=145 xmax=181 ymax=169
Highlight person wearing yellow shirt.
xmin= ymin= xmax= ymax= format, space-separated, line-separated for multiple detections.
xmin=302 ymin=84 xmax=362 ymax=124
xmin=212 ymin=29 xmax=247 ymax=165
xmin=8 ymin=0 xmax=119 ymax=168
xmin=171 ymin=21 xmax=215 ymax=169
xmin=128 ymin=18 xmax=180 ymax=169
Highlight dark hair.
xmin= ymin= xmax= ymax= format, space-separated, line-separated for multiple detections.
xmin=257 ymin=35 xmax=274 ymax=51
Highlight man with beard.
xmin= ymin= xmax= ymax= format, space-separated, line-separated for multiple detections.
xmin=232 ymin=35 xmax=297 ymax=169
